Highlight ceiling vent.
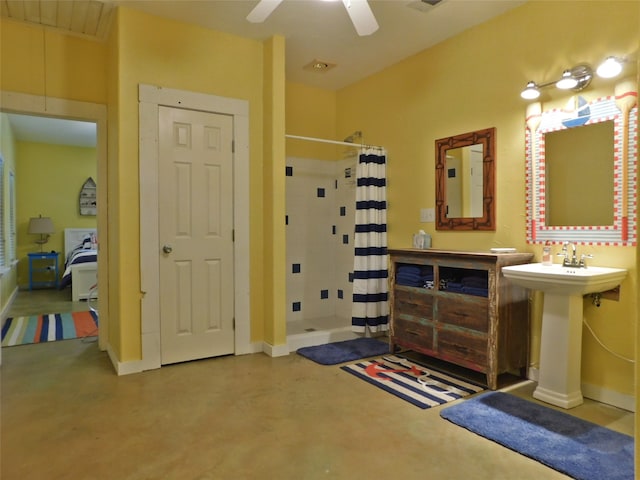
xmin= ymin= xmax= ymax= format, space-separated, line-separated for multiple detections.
xmin=407 ymin=0 xmax=446 ymax=13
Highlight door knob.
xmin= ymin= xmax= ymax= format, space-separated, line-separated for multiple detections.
xmin=163 ymin=245 xmax=173 ymax=254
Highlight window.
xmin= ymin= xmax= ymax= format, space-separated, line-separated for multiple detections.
xmin=9 ymin=171 xmax=15 ymax=263
xmin=0 ymin=156 xmax=4 ymax=268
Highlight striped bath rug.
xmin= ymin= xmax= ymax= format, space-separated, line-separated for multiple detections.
xmin=1 ymin=311 xmax=99 ymax=347
xmin=341 ymin=355 xmax=485 ymax=409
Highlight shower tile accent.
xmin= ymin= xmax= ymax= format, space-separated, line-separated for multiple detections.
xmin=286 ymin=156 xmax=357 ymax=323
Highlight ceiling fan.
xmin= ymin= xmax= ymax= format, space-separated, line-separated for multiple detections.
xmin=247 ymin=0 xmax=379 ymax=36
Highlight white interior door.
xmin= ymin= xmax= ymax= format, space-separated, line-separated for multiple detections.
xmin=445 ymin=157 xmax=462 ymax=218
xmin=158 ymin=105 xmax=235 ymax=364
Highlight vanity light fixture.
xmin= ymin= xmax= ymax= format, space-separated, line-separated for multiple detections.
xmin=520 ymin=56 xmax=625 ymax=100
xmin=596 ymin=56 xmax=624 ymax=78
xmin=556 ymin=70 xmax=579 ymax=90
xmin=521 ymin=81 xmax=541 ymax=100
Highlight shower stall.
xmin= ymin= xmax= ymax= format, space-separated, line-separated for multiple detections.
xmin=285 ymin=150 xmax=361 ymax=351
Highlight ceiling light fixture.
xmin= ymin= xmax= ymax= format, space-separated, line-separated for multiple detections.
xmin=303 ymin=59 xmax=337 ymax=73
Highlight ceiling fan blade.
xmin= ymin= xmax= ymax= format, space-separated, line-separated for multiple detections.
xmin=247 ymin=0 xmax=284 ymax=23
xmin=342 ymin=0 xmax=379 ymax=36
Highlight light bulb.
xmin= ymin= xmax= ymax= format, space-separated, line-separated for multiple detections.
xmin=521 ymin=81 xmax=540 ymax=100
xmin=556 ymin=70 xmax=578 ymax=90
xmin=596 ymin=57 xmax=623 ymax=78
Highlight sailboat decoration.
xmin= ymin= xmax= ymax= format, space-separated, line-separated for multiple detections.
xmin=79 ymin=177 xmax=97 ymax=215
xmin=561 ymin=95 xmax=591 ymax=128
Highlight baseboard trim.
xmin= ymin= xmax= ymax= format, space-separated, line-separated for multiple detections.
xmin=262 ymin=342 xmax=290 ymax=357
xmin=106 ymin=344 xmax=144 ymax=376
xmin=1 ymin=286 xmax=19 ymax=326
xmin=528 ymin=367 xmax=634 ymax=412
xmin=582 ymin=382 xmax=635 ymax=413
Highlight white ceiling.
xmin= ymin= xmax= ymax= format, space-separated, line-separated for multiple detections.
xmin=111 ymin=0 xmax=526 ymax=91
xmin=2 ymin=0 xmax=527 ymax=145
xmin=6 ymin=113 xmax=97 ymax=147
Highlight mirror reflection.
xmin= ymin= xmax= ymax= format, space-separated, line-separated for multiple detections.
xmin=435 ymin=127 xmax=496 ymax=231
xmin=445 ymin=144 xmax=484 ymax=218
xmin=545 ymin=120 xmax=614 ymax=226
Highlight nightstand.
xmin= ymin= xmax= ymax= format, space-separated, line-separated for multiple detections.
xmin=28 ymin=252 xmax=59 ymax=290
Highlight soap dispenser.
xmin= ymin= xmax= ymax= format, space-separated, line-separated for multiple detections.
xmin=542 ymin=242 xmax=552 ymax=266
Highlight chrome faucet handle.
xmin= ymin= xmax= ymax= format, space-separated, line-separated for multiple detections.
xmin=579 ymin=253 xmax=593 ymax=268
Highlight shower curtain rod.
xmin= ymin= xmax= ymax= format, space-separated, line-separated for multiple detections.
xmin=285 ymin=134 xmax=384 ymax=150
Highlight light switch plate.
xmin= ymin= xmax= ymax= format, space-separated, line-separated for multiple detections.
xmin=420 ymin=208 xmax=435 ymax=223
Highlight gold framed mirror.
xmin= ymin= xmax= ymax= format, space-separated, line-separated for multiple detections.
xmin=435 ymin=127 xmax=496 ymax=230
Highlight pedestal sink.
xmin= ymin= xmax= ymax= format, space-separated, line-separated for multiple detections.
xmin=502 ymin=263 xmax=627 ymax=409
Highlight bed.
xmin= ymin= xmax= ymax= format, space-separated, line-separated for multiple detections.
xmin=60 ymin=228 xmax=98 ymax=301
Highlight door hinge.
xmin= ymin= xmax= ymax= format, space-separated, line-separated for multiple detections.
xmin=233 ymin=317 xmax=236 ymax=329
xmin=232 ymin=229 xmax=235 ymax=242
xmin=232 ymin=139 xmax=235 ymax=153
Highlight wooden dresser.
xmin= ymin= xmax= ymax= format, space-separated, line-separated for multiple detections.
xmin=389 ymin=249 xmax=534 ymax=389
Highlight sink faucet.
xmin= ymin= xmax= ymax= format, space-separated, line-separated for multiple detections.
xmin=557 ymin=241 xmax=592 ymax=268
xmin=557 ymin=241 xmax=576 ymax=267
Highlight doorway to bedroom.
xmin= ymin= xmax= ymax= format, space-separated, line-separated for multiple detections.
xmin=0 ymin=94 xmax=108 ymax=354
xmin=1 ymin=113 xmax=99 ymax=346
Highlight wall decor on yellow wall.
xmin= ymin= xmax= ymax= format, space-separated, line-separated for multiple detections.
xmin=79 ymin=177 xmax=97 ymax=216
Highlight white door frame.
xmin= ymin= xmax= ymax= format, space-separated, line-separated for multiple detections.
xmin=138 ymin=84 xmax=252 ymax=371
xmin=0 ymin=90 xmax=109 ymax=354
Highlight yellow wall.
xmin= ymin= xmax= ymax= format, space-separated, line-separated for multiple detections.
xmin=15 ymin=142 xmax=97 ymax=286
xmin=336 ymin=0 xmax=638 ymax=400
xmin=262 ymin=36 xmax=287 ymax=347
xmin=0 ymin=18 xmax=107 ymax=103
xmin=112 ymin=7 xmax=267 ymax=359
xmin=0 ymin=114 xmax=18 ymax=312
xmin=285 ymin=82 xmax=339 ymax=161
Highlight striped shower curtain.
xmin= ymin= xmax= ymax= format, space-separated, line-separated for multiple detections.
xmin=351 ymin=149 xmax=389 ymax=333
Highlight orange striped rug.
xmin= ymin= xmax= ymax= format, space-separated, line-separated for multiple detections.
xmin=1 ymin=311 xmax=98 ymax=347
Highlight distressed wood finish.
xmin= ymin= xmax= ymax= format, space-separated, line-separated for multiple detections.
xmin=389 ymin=249 xmax=534 ymax=389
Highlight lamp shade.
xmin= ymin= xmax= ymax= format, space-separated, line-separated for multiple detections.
xmin=28 ymin=216 xmax=55 ymax=235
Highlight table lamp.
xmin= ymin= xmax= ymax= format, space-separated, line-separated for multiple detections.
xmin=28 ymin=215 xmax=55 ymax=252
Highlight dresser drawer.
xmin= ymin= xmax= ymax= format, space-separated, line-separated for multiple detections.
xmin=392 ymin=315 xmax=434 ymax=347
xmin=393 ymin=288 xmax=434 ymax=320
xmin=437 ymin=328 xmax=487 ymax=369
xmin=438 ymin=297 xmax=488 ymax=332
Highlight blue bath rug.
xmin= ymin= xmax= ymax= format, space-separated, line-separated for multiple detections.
xmin=297 ymin=337 xmax=389 ymax=365
xmin=440 ymin=391 xmax=634 ymax=480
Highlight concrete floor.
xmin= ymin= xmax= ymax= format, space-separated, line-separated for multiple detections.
xmin=1 ymin=336 xmax=634 ymax=480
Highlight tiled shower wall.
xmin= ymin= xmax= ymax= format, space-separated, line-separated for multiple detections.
xmin=285 ymin=155 xmax=357 ymax=324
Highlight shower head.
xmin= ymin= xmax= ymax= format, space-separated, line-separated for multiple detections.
xmin=343 ymin=131 xmax=363 ymax=143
